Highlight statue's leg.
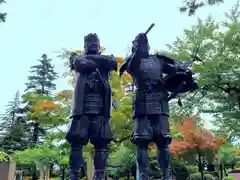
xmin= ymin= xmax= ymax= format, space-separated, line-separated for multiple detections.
xmin=153 ymin=115 xmax=172 ymax=180
xmin=132 ymin=116 xmax=151 ymax=180
xmin=90 ymin=116 xmax=113 ymax=180
xmin=65 ymin=115 xmax=90 ymax=180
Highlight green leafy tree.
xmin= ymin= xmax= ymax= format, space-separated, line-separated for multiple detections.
xmin=167 ymin=2 xmax=240 ymax=138
xmin=13 ymin=90 xmax=71 ymax=179
xmin=0 ymin=0 xmax=7 ymax=23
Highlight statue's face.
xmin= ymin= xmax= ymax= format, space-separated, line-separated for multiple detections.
xmin=133 ymin=33 xmax=149 ymax=55
xmin=84 ymin=33 xmax=100 ymax=54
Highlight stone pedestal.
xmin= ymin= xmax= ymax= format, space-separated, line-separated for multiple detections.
xmin=0 ymin=161 xmax=16 ymax=180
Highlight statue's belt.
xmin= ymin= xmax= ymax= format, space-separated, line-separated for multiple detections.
xmin=84 ymin=93 xmax=104 ymax=104
xmin=136 ymin=80 xmax=165 ymax=90
xmin=135 ymin=92 xmax=167 ymax=101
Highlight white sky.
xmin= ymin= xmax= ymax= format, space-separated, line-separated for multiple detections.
xmin=0 ymin=0 xmax=236 ymax=128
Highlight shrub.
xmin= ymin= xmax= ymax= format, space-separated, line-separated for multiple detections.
xmin=186 ymin=165 xmax=198 ymax=174
xmin=0 ymin=151 xmax=10 ymax=161
xmin=189 ymin=173 xmax=215 ymax=180
xmin=206 ymin=171 xmax=219 ymax=177
xmin=236 ymin=161 xmax=240 ymax=168
xmin=222 ymin=176 xmax=236 ymax=180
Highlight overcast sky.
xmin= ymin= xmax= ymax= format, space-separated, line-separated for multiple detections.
xmin=0 ymin=0 xmax=236 ymax=127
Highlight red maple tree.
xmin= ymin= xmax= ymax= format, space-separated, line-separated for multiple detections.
xmin=170 ymin=118 xmax=225 ymax=172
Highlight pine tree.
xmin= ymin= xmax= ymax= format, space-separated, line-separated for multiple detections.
xmin=25 ymin=54 xmax=58 ymax=95
xmin=0 ymin=91 xmax=21 ymax=137
xmin=24 ymin=53 xmax=58 ymax=144
xmin=0 ymin=0 xmax=7 ymax=23
xmin=0 ymin=91 xmax=28 ymax=152
xmin=22 ymin=54 xmax=58 ymax=180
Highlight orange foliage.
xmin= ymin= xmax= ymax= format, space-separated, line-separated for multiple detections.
xmin=115 ymin=57 xmax=132 ymax=82
xmin=56 ymin=90 xmax=73 ymax=99
xmin=170 ymin=118 xmax=225 ymax=157
xmin=116 ymin=57 xmax=124 ymax=63
xmin=35 ymin=101 xmax=59 ymax=111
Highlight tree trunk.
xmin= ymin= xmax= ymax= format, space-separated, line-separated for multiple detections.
xmin=49 ymin=164 xmax=54 ymax=178
xmin=33 ymin=123 xmax=39 ymax=145
xmin=197 ymin=149 xmax=204 ymax=180
xmin=224 ymin=165 xmax=227 ymax=177
xmin=31 ymin=163 xmax=37 ymax=180
xmin=220 ymin=164 xmax=223 ymax=179
xmin=61 ymin=166 xmax=66 ymax=180
xmin=45 ymin=165 xmax=50 ymax=180
xmin=39 ymin=167 xmax=44 ymax=180
xmin=127 ymin=170 xmax=130 ymax=180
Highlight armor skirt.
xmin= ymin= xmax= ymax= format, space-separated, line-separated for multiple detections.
xmin=66 ymin=115 xmax=113 ymax=146
xmin=132 ymin=114 xmax=172 ymax=145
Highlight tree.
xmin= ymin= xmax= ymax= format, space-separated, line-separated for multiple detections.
xmin=25 ymin=54 xmax=58 ymax=95
xmin=0 ymin=118 xmax=29 ymax=153
xmin=20 ymin=54 xmax=58 ymax=180
xmin=0 ymin=91 xmax=21 ymax=134
xmin=167 ymin=2 xmax=240 ymax=138
xmin=108 ymin=144 xmax=136 ymax=178
xmin=0 ymin=0 xmax=7 ymax=23
xmin=180 ymin=0 xmax=224 ymax=16
xmin=13 ymin=90 xmax=70 ymax=179
xmin=23 ymin=53 xmax=58 ymax=144
xmin=170 ymin=118 xmax=225 ymax=178
xmin=0 ymin=91 xmax=28 ymax=153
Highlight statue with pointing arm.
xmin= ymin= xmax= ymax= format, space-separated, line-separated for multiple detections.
xmin=120 ymin=24 xmax=198 ymax=180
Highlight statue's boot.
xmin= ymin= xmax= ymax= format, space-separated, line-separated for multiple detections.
xmin=161 ymin=168 xmax=172 ymax=180
xmin=69 ymin=145 xmax=84 ymax=180
xmin=70 ymin=169 xmax=82 ymax=180
xmin=136 ymin=146 xmax=149 ymax=180
xmin=156 ymin=144 xmax=172 ymax=180
xmin=139 ymin=173 xmax=149 ymax=180
xmin=92 ymin=148 xmax=108 ymax=180
xmin=93 ymin=170 xmax=105 ymax=180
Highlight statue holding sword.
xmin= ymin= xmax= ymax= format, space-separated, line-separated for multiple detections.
xmin=120 ymin=23 xmax=198 ymax=180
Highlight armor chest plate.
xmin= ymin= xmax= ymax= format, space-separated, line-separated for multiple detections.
xmin=138 ymin=56 xmax=162 ymax=81
xmin=84 ymin=71 xmax=105 ymax=114
xmin=85 ymin=71 xmax=104 ymax=92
